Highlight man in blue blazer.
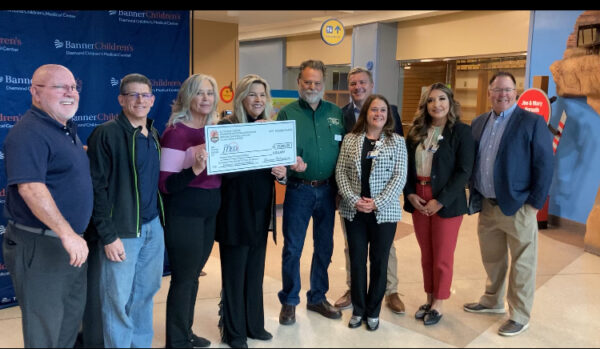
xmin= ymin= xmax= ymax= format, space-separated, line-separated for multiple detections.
xmin=333 ymin=67 xmax=406 ymax=314
xmin=464 ymin=72 xmax=553 ymax=336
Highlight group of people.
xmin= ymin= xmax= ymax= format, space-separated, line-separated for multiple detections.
xmin=1 ymin=59 xmax=553 ymax=349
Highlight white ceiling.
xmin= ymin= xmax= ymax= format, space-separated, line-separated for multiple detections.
xmin=193 ymin=10 xmax=458 ymax=42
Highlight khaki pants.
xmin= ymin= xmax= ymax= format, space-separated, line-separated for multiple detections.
xmin=477 ymin=198 xmax=538 ymax=325
xmin=339 ymin=212 xmax=398 ymax=294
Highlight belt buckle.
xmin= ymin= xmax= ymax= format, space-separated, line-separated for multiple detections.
xmin=310 ymin=180 xmax=319 ymax=187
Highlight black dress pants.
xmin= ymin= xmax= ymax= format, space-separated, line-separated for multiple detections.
xmin=219 ymin=241 xmax=267 ymax=345
xmin=80 ymin=237 xmax=104 ymax=348
xmin=344 ymin=212 xmax=397 ymax=318
xmin=165 ymin=214 xmax=216 ymax=347
xmin=2 ymin=223 xmax=87 ymax=348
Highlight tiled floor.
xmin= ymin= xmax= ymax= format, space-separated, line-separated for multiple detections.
xmin=1 ymin=205 xmax=599 ymax=348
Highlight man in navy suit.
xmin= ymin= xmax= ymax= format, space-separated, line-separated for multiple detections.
xmin=333 ymin=67 xmax=406 ymax=314
xmin=463 ymin=71 xmax=553 ymax=336
xmin=341 ymin=67 xmax=404 ymax=137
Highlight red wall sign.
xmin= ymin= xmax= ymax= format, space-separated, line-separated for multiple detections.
xmin=220 ymin=85 xmax=234 ymax=103
xmin=517 ymin=88 xmax=551 ymax=123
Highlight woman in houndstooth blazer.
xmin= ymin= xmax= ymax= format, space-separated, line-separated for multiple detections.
xmin=336 ymin=94 xmax=407 ymax=331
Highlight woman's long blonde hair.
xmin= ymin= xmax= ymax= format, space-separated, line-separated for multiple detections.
xmin=167 ymin=74 xmax=219 ymax=127
xmin=231 ymin=74 xmax=274 ymax=123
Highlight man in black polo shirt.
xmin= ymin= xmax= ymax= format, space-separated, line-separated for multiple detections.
xmin=2 ymin=64 xmax=93 ymax=348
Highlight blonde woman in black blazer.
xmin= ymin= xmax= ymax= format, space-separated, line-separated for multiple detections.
xmin=336 ymin=94 xmax=407 ymax=331
xmin=215 ymin=75 xmax=287 ymax=348
xmin=403 ymin=83 xmax=475 ymax=326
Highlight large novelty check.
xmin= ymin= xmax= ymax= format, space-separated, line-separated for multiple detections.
xmin=204 ymin=120 xmax=296 ymax=175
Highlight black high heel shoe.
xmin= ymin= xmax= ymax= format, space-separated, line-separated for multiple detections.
xmin=348 ymin=315 xmax=363 ymax=329
xmin=423 ymin=309 xmax=443 ymax=326
xmin=248 ymin=329 xmax=273 ymax=341
xmin=366 ymin=317 xmax=379 ymax=331
xmin=414 ymin=304 xmax=431 ymax=320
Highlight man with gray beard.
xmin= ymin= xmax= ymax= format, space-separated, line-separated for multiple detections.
xmin=276 ymin=59 xmax=345 ymax=325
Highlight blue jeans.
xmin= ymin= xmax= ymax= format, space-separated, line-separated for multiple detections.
xmin=278 ymin=181 xmax=336 ymax=306
xmin=99 ymin=216 xmax=165 ymax=348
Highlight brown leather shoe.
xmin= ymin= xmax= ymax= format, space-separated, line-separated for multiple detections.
xmin=386 ymin=293 xmax=405 ymax=314
xmin=334 ymin=289 xmax=352 ymax=310
xmin=279 ymin=304 xmax=296 ymax=325
xmin=307 ymin=299 xmax=342 ymax=319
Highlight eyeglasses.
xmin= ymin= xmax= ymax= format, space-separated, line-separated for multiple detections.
xmin=122 ymin=92 xmax=154 ymax=100
xmin=34 ymin=84 xmax=81 ymax=93
xmin=490 ymin=88 xmax=515 ymax=94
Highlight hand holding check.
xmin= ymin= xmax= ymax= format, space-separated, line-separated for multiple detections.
xmin=192 ymin=144 xmax=208 ymax=175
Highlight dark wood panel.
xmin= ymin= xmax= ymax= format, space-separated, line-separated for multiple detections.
xmin=401 ymin=62 xmax=448 ymax=126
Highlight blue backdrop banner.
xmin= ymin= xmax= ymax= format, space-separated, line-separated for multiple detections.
xmin=0 ymin=9 xmax=190 ymax=309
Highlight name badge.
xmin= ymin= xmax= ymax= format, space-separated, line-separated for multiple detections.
xmin=334 ymin=134 xmax=342 ymax=141
xmin=366 ymin=150 xmax=379 ymax=159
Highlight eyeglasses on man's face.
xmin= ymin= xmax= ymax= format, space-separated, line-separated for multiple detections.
xmin=490 ymin=88 xmax=516 ymax=94
xmin=35 ymin=84 xmax=81 ymax=93
xmin=122 ymin=92 xmax=154 ymax=100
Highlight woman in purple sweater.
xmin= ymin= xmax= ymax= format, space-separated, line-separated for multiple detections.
xmin=159 ymin=74 xmax=220 ymax=348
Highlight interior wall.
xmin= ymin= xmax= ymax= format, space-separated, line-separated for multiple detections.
xmin=375 ymin=22 xmax=400 ymax=106
xmin=192 ymin=19 xmax=238 ymax=113
xmin=352 ymin=22 xmax=400 ymax=106
xmin=239 ymin=38 xmax=286 ymax=89
xmin=285 ymin=29 xmax=352 ymax=67
xmin=351 ymin=23 xmax=378 ymax=75
xmin=396 ymin=11 xmax=530 ymax=61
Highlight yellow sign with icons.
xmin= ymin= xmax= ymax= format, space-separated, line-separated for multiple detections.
xmin=320 ymin=19 xmax=345 ymax=46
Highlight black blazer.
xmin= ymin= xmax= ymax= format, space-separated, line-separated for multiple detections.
xmin=342 ymin=102 xmax=404 ymax=136
xmin=403 ymin=121 xmax=475 ymax=218
xmin=214 ymin=115 xmax=277 ymax=246
xmin=215 ymin=167 xmax=276 ymax=246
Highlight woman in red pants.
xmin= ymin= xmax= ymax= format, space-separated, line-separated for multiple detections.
xmin=403 ymin=83 xmax=475 ymax=326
